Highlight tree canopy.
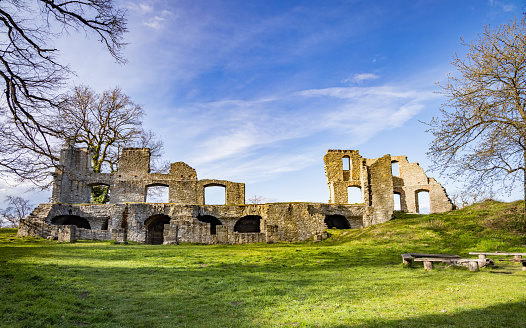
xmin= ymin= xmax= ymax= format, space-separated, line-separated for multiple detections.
xmin=427 ymin=17 xmax=526 ymax=205
xmin=0 ymin=0 xmax=127 ymax=185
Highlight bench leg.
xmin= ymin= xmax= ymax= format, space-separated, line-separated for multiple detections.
xmin=522 ymin=261 xmax=526 ymax=271
xmin=478 ymin=254 xmax=486 ymax=260
xmin=403 ymin=259 xmax=413 ymax=267
xmin=424 ymin=261 xmax=433 ymax=271
xmin=513 ymin=255 xmax=522 ymax=262
xmin=468 ymin=261 xmax=479 ymax=272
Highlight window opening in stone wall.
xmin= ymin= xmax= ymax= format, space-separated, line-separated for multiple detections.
xmin=197 ymin=215 xmax=222 ymax=235
xmin=324 ymin=215 xmax=350 ymax=229
xmin=391 ymin=161 xmax=400 ymax=176
xmin=347 ymin=186 xmax=362 ymax=204
xmin=146 ymin=185 xmax=169 ymax=203
xmin=101 ymin=218 xmax=109 ymax=230
xmin=416 ymin=191 xmax=430 ymax=214
xmin=234 ymin=215 xmax=261 ymax=233
xmin=145 ymin=214 xmax=171 ymax=245
xmin=51 ymin=215 xmax=91 ymax=229
xmin=90 ymin=184 xmax=110 ymax=204
xmin=393 ymin=192 xmax=401 ymax=211
xmin=205 ymin=185 xmax=226 ymax=205
xmin=342 ymin=156 xmax=350 ymax=171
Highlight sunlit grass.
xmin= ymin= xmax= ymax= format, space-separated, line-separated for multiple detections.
xmin=1 ymin=201 xmax=525 ymax=327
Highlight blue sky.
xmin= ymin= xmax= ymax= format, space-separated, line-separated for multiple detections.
xmin=1 ymin=0 xmax=522 ymax=205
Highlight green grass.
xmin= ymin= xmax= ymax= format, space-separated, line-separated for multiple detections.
xmin=1 ymin=200 xmax=526 ymax=327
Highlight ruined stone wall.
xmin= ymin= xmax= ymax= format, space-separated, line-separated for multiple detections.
xmin=391 ymin=156 xmax=453 ymax=214
xmin=324 ymin=150 xmax=364 ymax=204
xmin=19 ymin=203 xmax=369 ymax=244
xmin=324 ymin=149 xmax=452 ymax=217
xmin=51 ymin=145 xmax=245 ymax=206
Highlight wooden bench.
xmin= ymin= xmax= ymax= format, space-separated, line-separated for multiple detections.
xmin=469 ymin=252 xmax=526 ymax=271
xmin=401 ymin=253 xmax=460 ymax=267
xmin=413 ymin=257 xmax=490 ymax=272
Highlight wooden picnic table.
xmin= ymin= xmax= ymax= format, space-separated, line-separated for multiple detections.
xmin=469 ymin=252 xmax=526 ymax=271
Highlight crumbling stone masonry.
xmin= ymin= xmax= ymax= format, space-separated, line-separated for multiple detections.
xmin=18 ymin=145 xmax=453 ymax=244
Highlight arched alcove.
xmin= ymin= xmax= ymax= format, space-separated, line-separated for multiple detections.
xmin=51 ymin=215 xmax=91 ymax=229
xmin=234 ymin=215 xmax=261 ymax=233
xmin=144 ymin=214 xmax=171 ymax=245
xmin=324 ymin=215 xmax=350 ymax=229
xmin=197 ymin=215 xmax=222 ymax=235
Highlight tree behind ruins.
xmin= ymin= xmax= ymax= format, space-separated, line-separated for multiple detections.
xmin=0 ymin=0 xmax=127 ymax=185
xmin=427 ymin=16 xmax=526 ymax=221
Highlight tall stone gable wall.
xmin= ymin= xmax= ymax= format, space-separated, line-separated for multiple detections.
xmin=324 ymin=150 xmax=452 ymax=217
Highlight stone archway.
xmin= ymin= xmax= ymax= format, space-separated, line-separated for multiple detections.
xmin=145 ymin=215 xmax=171 ymax=245
xmin=234 ymin=215 xmax=261 ymax=233
xmin=197 ymin=215 xmax=222 ymax=235
xmin=324 ymin=215 xmax=350 ymax=229
xmin=51 ymin=215 xmax=91 ymax=229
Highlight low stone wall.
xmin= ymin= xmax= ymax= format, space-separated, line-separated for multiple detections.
xmin=19 ymin=202 xmax=372 ymax=244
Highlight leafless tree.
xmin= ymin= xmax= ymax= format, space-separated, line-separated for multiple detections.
xmin=426 ymin=17 xmax=526 ymax=218
xmin=58 ymin=85 xmax=165 ymax=203
xmin=0 ymin=0 xmax=127 ymax=184
xmin=0 ymin=196 xmax=33 ymax=227
xmin=248 ymin=195 xmax=266 ymax=204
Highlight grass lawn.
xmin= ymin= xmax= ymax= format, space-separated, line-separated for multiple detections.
xmin=1 ymin=200 xmax=526 ymax=327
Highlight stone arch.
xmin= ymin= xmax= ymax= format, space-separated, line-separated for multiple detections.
xmin=234 ymin=215 xmax=261 ymax=233
xmin=144 ymin=214 xmax=171 ymax=245
xmin=197 ymin=215 xmax=222 ymax=235
xmin=324 ymin=215 xmax=350 ymax=229
xmin=51 ymin=215 xmax=91 ymax=229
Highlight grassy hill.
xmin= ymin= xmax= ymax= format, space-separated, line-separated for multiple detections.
xmin=1 ymin=200 xmax=525 ymax=327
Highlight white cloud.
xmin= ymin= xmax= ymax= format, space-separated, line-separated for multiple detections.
xmin=143 ymin=16 xmax=166 ymax=30
xmin=343 ymin=73 xmax=380 ymax=84
xmin=488 ymin=0 xmax=515 ymax=12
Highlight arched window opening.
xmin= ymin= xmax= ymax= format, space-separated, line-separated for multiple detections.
xmin=197 ymin=215 xmax=222 ymax=235
xmin=416 ymin=191 xmax=430 ymax=214
xmin=325 ymin=215 xmax=350 ymax=229
xmin=391 ymin=161 xmax=400 ymax=176
xmin=90 ymin=184 xmax=110 ymax=204
xmin=144 ymin=214 xmax=171 ymax=245
xmin=393 ymin=193 xmax=402 ymax=211
xmin=342 ymin=156 xmax=350 ymax=171
xmin=347 ymin=186 xmax=362 ymax=204
xmin=234 ymin=215 xmax=261 ymax=233
xmin=205 ymin=185 xmax=226 ymax=205
xmin=51 ymin=215 xmax=91 ymax=229
xmin=146 ymin=184 xmax=169 ymax=203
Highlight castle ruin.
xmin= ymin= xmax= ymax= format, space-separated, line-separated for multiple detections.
xmin=17 ymin=143 xmax=453 ymax=244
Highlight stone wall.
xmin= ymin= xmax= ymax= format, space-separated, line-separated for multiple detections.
xmin=22 ymin=143 xmax=453 ymax=245
xmin=324 ymin=150 xmax=452 ymax=217
xmin=18 ymin=203 xmax=369 ymax=244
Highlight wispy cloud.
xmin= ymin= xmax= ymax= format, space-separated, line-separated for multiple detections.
xmin=343 ymin=73 xmax=380 ymax=84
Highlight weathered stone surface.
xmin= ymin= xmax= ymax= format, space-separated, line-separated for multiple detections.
xmin=18 ymin=144 xmax=453 ymax=244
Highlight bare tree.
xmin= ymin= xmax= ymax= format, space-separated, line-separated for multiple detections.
xmin=248 ymin=195 xmax=266 ymax=204
xmin=58 ymin=85 xmax=165 ymax=203
xmin=0 ymin=196 xmax=33 ymax=227
xmin=426 ymin=17 xmax=526 ymax=218
xmin=0 ymin=0 xmax=127 ymax=184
